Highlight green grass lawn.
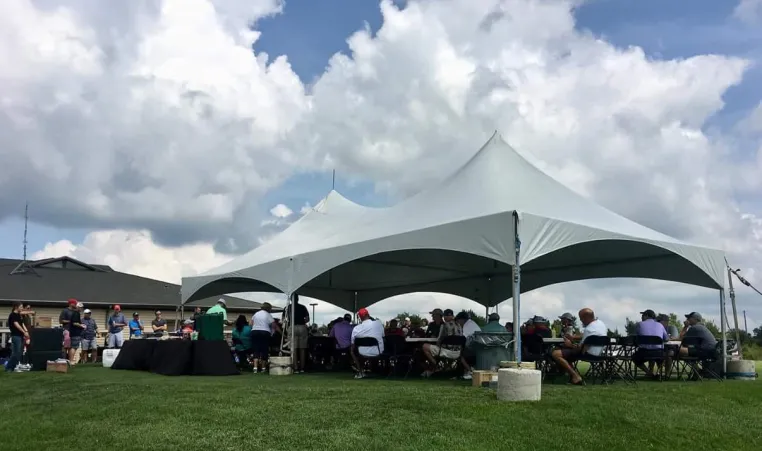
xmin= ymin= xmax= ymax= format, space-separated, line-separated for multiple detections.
xmin=1 ymin=364 xmax=761 ymax=451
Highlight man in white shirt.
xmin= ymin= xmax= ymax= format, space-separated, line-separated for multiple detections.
xmin=550 ymin=308 xmax=607 ymax=385
xmin=350 ymin=308 xmax=385 ymax=379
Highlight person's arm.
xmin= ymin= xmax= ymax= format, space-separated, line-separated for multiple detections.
xmin=12 ymin=319 xmax=29 ymax=338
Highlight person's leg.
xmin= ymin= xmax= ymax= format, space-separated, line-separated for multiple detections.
xmin=422 ymin=344 xmax=437 ymax=366
xmin=79 ymin=342 xmax=88 ymax=364
xmin=116 ymin=334 xmax=124 ymax=349
xmin=91 ymin=340 xmax=99 ymax=363
xmin=7 ymin=336 xmax=23 ymax=371
xmin=551 ymin=348 xmax=581 ymax=383
xmin=633 ymin=350 xmax=652 ymax=377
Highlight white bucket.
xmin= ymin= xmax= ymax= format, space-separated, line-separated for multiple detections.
xmin=497 ymin=368 xmax=542 ymax=402
xmin=102 ymin=349 xmax=120 ymax=368
xmin=269 ymin=356 xmax=292 ymax=376
xmin=726 ymin=360 xmax=758 ymax=380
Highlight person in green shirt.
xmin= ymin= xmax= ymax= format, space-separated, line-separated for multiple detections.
xmin=232 ymin=315 xmax=252 ymax=369
xmin=206 ymin=299 xmax=232 ymax=325
xmin=481 ymin=313 xmax=507 ymax=333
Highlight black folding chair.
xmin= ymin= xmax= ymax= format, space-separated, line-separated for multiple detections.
xmin=632 ymin=335 xmax=666 ymax=381
xmin=434 ymin=335 xmax=466 ymax=375
xmin=383 ymin=335 xmax=412 ymax=378
xmin=579 ymin=336 xmax=614 ymax=385
xmin=673 ymin=336 xmax=707 ymax=381
xmin=353 ymin=337 xmax=384 ymax=374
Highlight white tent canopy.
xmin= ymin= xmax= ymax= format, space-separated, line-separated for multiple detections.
xmin=182 ymin=132 xmax=726 ymax=313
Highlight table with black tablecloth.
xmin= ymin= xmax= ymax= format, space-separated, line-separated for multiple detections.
xmin=111 ymin=339 xmax=239 ymax=376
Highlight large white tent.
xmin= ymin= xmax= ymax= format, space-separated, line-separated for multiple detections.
xmin=181 ymin=132 xmax=728 ymax=364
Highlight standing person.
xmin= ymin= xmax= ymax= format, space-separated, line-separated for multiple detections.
xmin=6 ymin=302 xmax=29 ymax=372
xmin=191 ymin=307 xmax=203 ymax=329
xmin=206 ymin=299 xmax=233 ymax=326
xmin=80 ymin=309 xmax=99 ymax=364
xmin=151 ymin=311 xmax=167 ymax=338
xmin=67 ymin=303 xmax=85 ymax=363
xmin=250 ymin=303 xmax=280 ymax=373
xmin=107 ymin=305 xmax=127 ymax=348
xmin=284 ymin=298 xmax=310 ymax=373
xmin=19 ymin=304 xmax=35 ymax=366
xmin=129 ymin=313 xmax=144 ymax=338
xmin=232 ymin=315 xmax=252 ymax=371
xmin=60 ymin=299 xmax=77 ymax=356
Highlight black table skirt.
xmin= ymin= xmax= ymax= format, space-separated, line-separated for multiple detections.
xmin=150 ymin=340 xmax=193 ymax=376
xmin=112 ymin=339 xmax=157 ymax=371
xmin=111 ymin=339 xmax=238 ymax=376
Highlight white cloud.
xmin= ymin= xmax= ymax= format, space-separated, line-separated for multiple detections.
xmin=734 ymin=0 xmax=762 ymax=24
xmin=32 ymin=229 xmax=233 ymax=283
xmin=269 ymin=204 xmax=293 ymax=218
xmin=5 ymin=0 xmax=761 ymax=330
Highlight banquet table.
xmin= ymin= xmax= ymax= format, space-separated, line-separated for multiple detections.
xmin=405 ymin=338 xmax=437 ymax=343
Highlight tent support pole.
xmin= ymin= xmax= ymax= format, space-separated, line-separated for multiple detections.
xmin=727 ymin=267 xmax=741 ymax=354
xmin=353 ymin=292 xmax=358 ymax=323
xmin=512 ymin=212 xmax=522 ymax=364
xmin=290 ymin=293 xmax=297 ymax=370
xmin=719 ymin=288 xmax=727 ymax=378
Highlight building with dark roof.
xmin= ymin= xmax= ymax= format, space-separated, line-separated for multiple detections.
xmin=0 ymin=256 xmax=280 ymax=347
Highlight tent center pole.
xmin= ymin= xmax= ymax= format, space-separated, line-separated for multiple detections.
xmin=719 ymin=288 xmax=727 ymax=378
xmin=512 ymin=212 xmax=522 ymax=364
xmin=290 ymin=293 xmax=297 ymax=370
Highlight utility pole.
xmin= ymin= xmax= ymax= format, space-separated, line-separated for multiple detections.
xmin=310 ymin=303 xmax=318 ymax=326
xmin=743 ymin=310 xmax=748 ymax=334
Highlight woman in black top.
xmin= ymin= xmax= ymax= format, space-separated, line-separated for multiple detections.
xmin=6 ymin=302 xmax=28 ymax=372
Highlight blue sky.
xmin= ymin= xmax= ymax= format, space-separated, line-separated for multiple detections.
xmin=1 ymin=0 xmax=759 ymax=259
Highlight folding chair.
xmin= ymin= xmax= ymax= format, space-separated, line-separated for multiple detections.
xmin=632 ymin=335 xmax=665 ymax=381
xmin=383 ymin=335 xmax=412 ymax=378
xmin=434 ymin=335 xmax=466 ymax=376
xmin=579 ymin=335 xmax=613 ymax=385
xmin=674 ymin=336 xmax=704 ymax=381
xmin=352 ymin=337 xmax=384 ymax=375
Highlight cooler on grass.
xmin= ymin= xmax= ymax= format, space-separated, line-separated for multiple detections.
xmin=195 ymin=313 xmax=224 ymax=341
xmin=471 ymin=332 xmax=514 ymax=371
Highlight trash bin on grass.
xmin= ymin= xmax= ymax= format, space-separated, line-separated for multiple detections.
xmin=470 ymin=332 xmax=514 ymax=371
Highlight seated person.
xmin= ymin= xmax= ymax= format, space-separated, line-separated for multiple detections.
xmin=678 ymin=312 xmax=718 ymax=359
xmin=551 ymin=308 xmax=607 ymax=385
xmin=385 ymin=319 xmax=406 ymax=337
xmin=456 ymin=311 xmax=481 ymax=338
xmin=633 ymin=309 xmax=670 ymax=378
xmin=529 ymin=316 xmax=552 ymax=338
xmin=481 ymin=313 xmax=506 ymax=332
xmin=425 ymin=309 xmax=444 ymax=338
xmin=350 ymin=308 xmax=385 ymax=379
xmin=656 ymin=314 xmax=680 ymax=340
xmin=504 ymin=322 xmax=514 ymax=333
xmin=329 ymin=314 xmax=354 ymax=349
xmin=558 ymin=312 xmax=576 ymax=337
xmin=422 ymin=309 xmax=470 ymax=379
xmin=407 ymin=320 xmax=426 ymax=338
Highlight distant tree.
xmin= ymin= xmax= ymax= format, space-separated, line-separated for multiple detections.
xmin=624 ymin=317 xmax=637 ymax=336
xmin=607 ymin=328 xmax=622 ymax=338
xmin=464 ymin=310 xmax=486 ymax=327
xmin=704 ymin=320 xmax=721 ymax=337
xmin=753 ymin=326 xmax=762 ymax=345
xmin=728 ymin=329 xmax=752 ymax=344
xmin=394 ymin=312 xmax=424 ymax=325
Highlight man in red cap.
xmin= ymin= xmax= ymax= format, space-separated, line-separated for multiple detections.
xmin=107 ymin=305 xmax=127 ymax=348
xmin=59 ymin=299 xmax=78 ymax=354
xmin=350 ymin=308 xmax=385 ymax=379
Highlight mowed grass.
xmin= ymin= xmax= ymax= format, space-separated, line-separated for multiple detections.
xmin=1 ymin=364 xmax=762 ymax=451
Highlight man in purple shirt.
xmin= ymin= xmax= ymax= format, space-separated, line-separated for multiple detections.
xmin=329 ymin=314 xmax=354 ymax=349
xmin=633 ymin=309 xmax=669 ymax=379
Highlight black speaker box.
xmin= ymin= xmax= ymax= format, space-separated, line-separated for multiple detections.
xmin=30 ymin=328 xmax=64 ymax=352
xmin=27 ymin=350 xmax=64 ymax=371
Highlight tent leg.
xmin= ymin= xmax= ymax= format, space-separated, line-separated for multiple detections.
xmin=353 ymin=292 xmax=358 ymax=323
xmin=512 ymin=212 xmax=522 ymax=364
xmin=719 ymin=289 xmax=727 ymax=378
xmin=290 ymin=293 xmax=297 ymax=370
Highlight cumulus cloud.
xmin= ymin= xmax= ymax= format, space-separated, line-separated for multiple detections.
xmin=269 ymin=204 xmax=293 ymax=219
xmin=5 ymin=0 xmax=762 ymax=328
